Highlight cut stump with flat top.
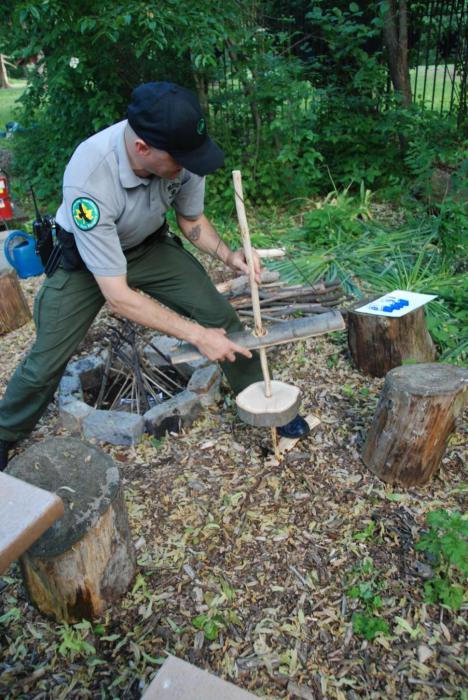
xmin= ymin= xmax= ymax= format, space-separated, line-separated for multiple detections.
xmin=362 ymin=363 xmax=467 ymax=486
xmin=348 ymin=304 xmax=436 ymax=377
xmin=7 ymin=438 xmax=136 ymax=622
xmin=0 ymin=269 xmax=31 ymax=335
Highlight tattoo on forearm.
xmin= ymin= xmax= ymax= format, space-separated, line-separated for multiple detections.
xmin=188 ymin=224 xmax=201 ymax=242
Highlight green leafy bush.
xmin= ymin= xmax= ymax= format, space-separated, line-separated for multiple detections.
xmin=416 ymin=510 xmax=467 ymax=611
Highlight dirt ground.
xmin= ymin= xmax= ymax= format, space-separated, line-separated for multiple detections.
xmin=0 ymin=266 xmax=466 ymax=700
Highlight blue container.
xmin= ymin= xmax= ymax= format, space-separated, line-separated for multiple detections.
xmin=4 ymin=230 xmax=44 ymax=278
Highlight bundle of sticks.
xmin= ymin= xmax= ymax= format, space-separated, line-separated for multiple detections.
xmin=215 ymin=250 xmax=346 ymax=322
xmin=95 ymin=322 xmax=187 ymax=413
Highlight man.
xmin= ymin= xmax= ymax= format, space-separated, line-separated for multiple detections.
xmin=0 ymin=82 xmax=309 ymax=470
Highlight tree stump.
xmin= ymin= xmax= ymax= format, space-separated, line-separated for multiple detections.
xmin=347 ymin=304 xmax=436 ymax=377
xmin=7 ymin=438 xmax=136 ymax=622
xmin=0 ymin=269 xmax=31 ymax=335
xmin=362 ymin=363 xmax=467 ymax=486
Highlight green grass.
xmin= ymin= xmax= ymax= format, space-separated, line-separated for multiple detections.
xmin=0 ymin=79 xmax=26 ymax=131
xmin=410 ymin=65 xmax=461 ymax=112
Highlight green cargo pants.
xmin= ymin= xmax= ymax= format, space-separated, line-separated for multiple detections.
xmin=0 ymin=233 xmax=262 ymax=442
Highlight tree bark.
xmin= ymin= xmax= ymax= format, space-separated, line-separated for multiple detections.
xmin=382 ymin=0 xmax=412 ymax=107
xmin=362 ymin=363 xmax=467 ymax=486
xmin=0 ymin=55 xmax=12 ymax=89
xmin=0 ymin=270 xmax=32 ymax=335
xmin=347 ymin=304 xmax=436 ymax=378
xmin=8 ymin=438 xmax=136 ymax=622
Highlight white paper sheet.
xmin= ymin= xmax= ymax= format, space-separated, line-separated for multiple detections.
xmin=356 ymin=290 xmax=437 ymax=317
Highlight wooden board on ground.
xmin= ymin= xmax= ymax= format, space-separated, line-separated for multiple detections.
xmin=141 ymin=655 xmax=257 ymax=699
xmin=265 ymin=414 xmax=321 ymax=466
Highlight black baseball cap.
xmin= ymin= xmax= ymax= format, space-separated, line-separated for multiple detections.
xmin=127 ymin=82 xmax=224 ymax=176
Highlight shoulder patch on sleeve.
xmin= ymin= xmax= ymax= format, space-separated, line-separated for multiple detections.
xmin=72 ymin=197 xmax=100 ymax=231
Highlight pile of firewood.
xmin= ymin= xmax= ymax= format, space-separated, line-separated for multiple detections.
xmin=216 ymin=270 xmax=346 ymax=322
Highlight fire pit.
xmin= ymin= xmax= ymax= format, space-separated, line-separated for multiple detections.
xmin=57 ymin=322 xmax=221 ymax=445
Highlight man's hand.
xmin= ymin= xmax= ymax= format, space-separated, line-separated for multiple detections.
xmin=193 ymin=327 xmax=252 ymax=363
xmin=177 ymin=214 xmax=262 ymax=283
xmin=226 ymin=248 xmax=262 ymax=283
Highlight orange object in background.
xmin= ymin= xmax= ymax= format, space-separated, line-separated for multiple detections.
xmin=0 ymin=173 xmax=14 ymax=221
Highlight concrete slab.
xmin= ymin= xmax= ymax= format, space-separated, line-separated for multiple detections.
xmin=141 ymin=656 xmax=257 ymax=700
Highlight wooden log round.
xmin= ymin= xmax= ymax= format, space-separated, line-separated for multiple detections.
xmin=7 ymin=438 xmax=136 ymax=622
xmin=362 ymin=363 xmax=467 ymax=486
xmin=0 ymin=269 xmax=32 ymax=335
xmin=236 ymin=380 xmax=301 ymax=427
xmin=347 ymin=304 xmax=436 ymax=377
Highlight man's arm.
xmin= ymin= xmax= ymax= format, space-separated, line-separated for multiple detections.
xmin=176 ymin=212 xmax=261 ymax=282
xmin=94 ymin=274 xmax=252 ymax=363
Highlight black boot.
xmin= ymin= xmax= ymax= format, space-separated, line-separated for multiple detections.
xmin=0 ymin=440 xmax=13 ymax=472
xmin=277 ymin=415 xmax=310 ymax=439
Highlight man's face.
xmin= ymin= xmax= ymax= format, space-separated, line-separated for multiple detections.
xmin=138 ymin=144 xmax=183 ymax=179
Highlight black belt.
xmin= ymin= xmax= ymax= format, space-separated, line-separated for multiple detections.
xmin=46 ymin=222 xmax=169 ymax=276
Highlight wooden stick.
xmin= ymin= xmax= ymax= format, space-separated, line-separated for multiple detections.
xmin=232 ymin=170 xmax=264 ymax=339
xmin=257 ymin=248 xmax=286 ymax=259
xmin=233 ymin=170 xmax=273 ymax=399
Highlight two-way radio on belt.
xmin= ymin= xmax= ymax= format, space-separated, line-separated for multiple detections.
xmin=31 ymin=186 xmax=62 ymax=276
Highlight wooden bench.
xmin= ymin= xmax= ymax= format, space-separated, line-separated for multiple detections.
xmin=0 ymin=472 xmax=64 ymax=574
xmin=141 ymin=656 xmax=257 ymax=699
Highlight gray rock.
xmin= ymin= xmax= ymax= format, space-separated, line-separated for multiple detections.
xmin=57 ymin=374 xmax=83 ymax=406
xmin=187 ymin=364 xmax=221 ymax=406
xmin=144 ymin=390 xmax=201 ymax=438
xmin=65 ymin=354 xmax=105 ymax=391
xmin=83 ymin=410 xmax=145 ymax=445
xmin=60 ymin=399 xmax=94 ymax=433
xmin=144 ymin=335 xmax=183 ymax=367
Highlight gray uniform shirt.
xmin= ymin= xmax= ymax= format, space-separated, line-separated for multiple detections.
xmin=56 ymin=120 xmax=205 ymax=276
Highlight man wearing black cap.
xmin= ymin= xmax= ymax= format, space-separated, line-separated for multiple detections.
xmin=0 ymin=82 xmax=309 ymax=469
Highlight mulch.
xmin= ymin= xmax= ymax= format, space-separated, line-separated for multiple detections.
xmin=0 ymin=262 xmax=466 ymax=700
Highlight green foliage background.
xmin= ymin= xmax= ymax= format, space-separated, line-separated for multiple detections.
xmin=1 ymin=0 xmax=466 ymax=361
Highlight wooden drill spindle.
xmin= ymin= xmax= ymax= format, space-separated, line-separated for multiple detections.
xmin=232 ymin=170 xmax=272 ymax=398
xmin=233 ymin=171 xmax=284 ymax=459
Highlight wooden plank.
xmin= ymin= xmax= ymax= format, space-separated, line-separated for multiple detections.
xmin=171 ymin=310 xmax=346 ymax=364
xmin=264 ymin=414 xmax=322 ymax=467
xmin=142 ymin=656 xmax=257 ymax=700
xmin=0 ymin=473 xmax=64 ymax=574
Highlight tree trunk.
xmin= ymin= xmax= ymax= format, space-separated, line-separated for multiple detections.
xmin=8 ymin=438 xmax=136 ymax=622
xmin=0 ymin=55 xmax=12 ymax=89
xmin=0 ymin=270 xmax=32 ymax=335
xmin=362 ymin=363 xmax=467 ymax=486
xmin=347 ymin=304 xmax=436 ymax=378
xmin=382 ymin=0 xmax=412 ymax=107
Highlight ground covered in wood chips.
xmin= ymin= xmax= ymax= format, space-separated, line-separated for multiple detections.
xmin=0 ymin=266 xmax=466 ymax=700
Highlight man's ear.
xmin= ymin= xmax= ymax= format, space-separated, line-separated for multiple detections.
xmin=135 ymin=139 xmax=151 ymax=156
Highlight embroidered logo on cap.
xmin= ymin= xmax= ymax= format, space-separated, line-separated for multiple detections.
xmin=72 ymin=197 xmax=100 ymax=231
xmin=196 ymin=118 xmax=206 ymax=135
